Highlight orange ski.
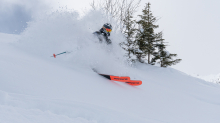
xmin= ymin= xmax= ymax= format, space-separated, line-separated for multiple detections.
xmin=126 ymin=80 xmax=142 ymax=86
xmin=94 ymin=69 xmax=142 ymax=86
xmin=99 ymin=74 xmax=130 ymax=82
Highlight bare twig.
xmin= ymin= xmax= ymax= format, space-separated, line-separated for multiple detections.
xmin=90 ymin=0 xmax=141 ymax=32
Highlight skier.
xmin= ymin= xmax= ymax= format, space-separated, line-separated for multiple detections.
xmin=93 ymin=23 xmax=112 ymax=44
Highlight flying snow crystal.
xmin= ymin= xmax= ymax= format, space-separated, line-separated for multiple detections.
xmin=16 ymin=10 xmax=129 ymax=75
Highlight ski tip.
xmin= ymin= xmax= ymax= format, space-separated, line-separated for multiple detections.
xmin=110 ymin=76 xmax=130 ymax=82
xmin=126 ymin=80 xmax=142 ymax=86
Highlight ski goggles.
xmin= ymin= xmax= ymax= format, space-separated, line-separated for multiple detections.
xmin=105 ymin=28 xmax=112 ymax=32
xmin=103 ymin=27 xmax=112 ymax=33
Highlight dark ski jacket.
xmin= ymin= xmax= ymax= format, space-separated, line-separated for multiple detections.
xmin=93 ymin=28 xmax=112 ymax=44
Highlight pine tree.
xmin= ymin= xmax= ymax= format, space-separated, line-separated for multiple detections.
xmin=153 ymin=32 xmax=182 ymax=67
xmin=159 ymin=48 xmax=182 ymax=68
xmin=120 ymin=10 xmax=136 ymax=61
xmin=135 ymin=2 xmax=160 ymax=64
xmin=150 ymin=32 xmax=164 ymax=65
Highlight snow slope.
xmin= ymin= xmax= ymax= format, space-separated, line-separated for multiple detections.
xmin=1 ymin=10 xmax=220 ymax=123
xmin=191 ymin=73 xmax=220 ymax=84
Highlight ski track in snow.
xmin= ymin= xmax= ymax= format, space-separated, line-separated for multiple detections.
xmin=1 ymin=10 xmax=220 ymax=123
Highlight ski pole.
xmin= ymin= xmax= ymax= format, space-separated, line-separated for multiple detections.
xmin=51 ymin=51 xmax=68 ymax=58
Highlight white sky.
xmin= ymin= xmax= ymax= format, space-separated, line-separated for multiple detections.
xmin=2 ymin=0 xmax=220 ymax=75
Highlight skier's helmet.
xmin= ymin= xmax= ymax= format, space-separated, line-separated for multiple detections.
xmin=103 ymin=23 xmax=112 ymax=33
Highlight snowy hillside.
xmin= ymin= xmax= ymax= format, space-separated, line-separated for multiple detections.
xmin=1 ymin=10 xmax=220 ymax=123
xmin=191 ymin=73 xmax=220 ymax=84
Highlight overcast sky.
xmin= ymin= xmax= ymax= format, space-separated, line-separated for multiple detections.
xmin=0 ymin=0 xmax=51 ymax=34
xmin=1 ymin=0 xmax=220 ymax=76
